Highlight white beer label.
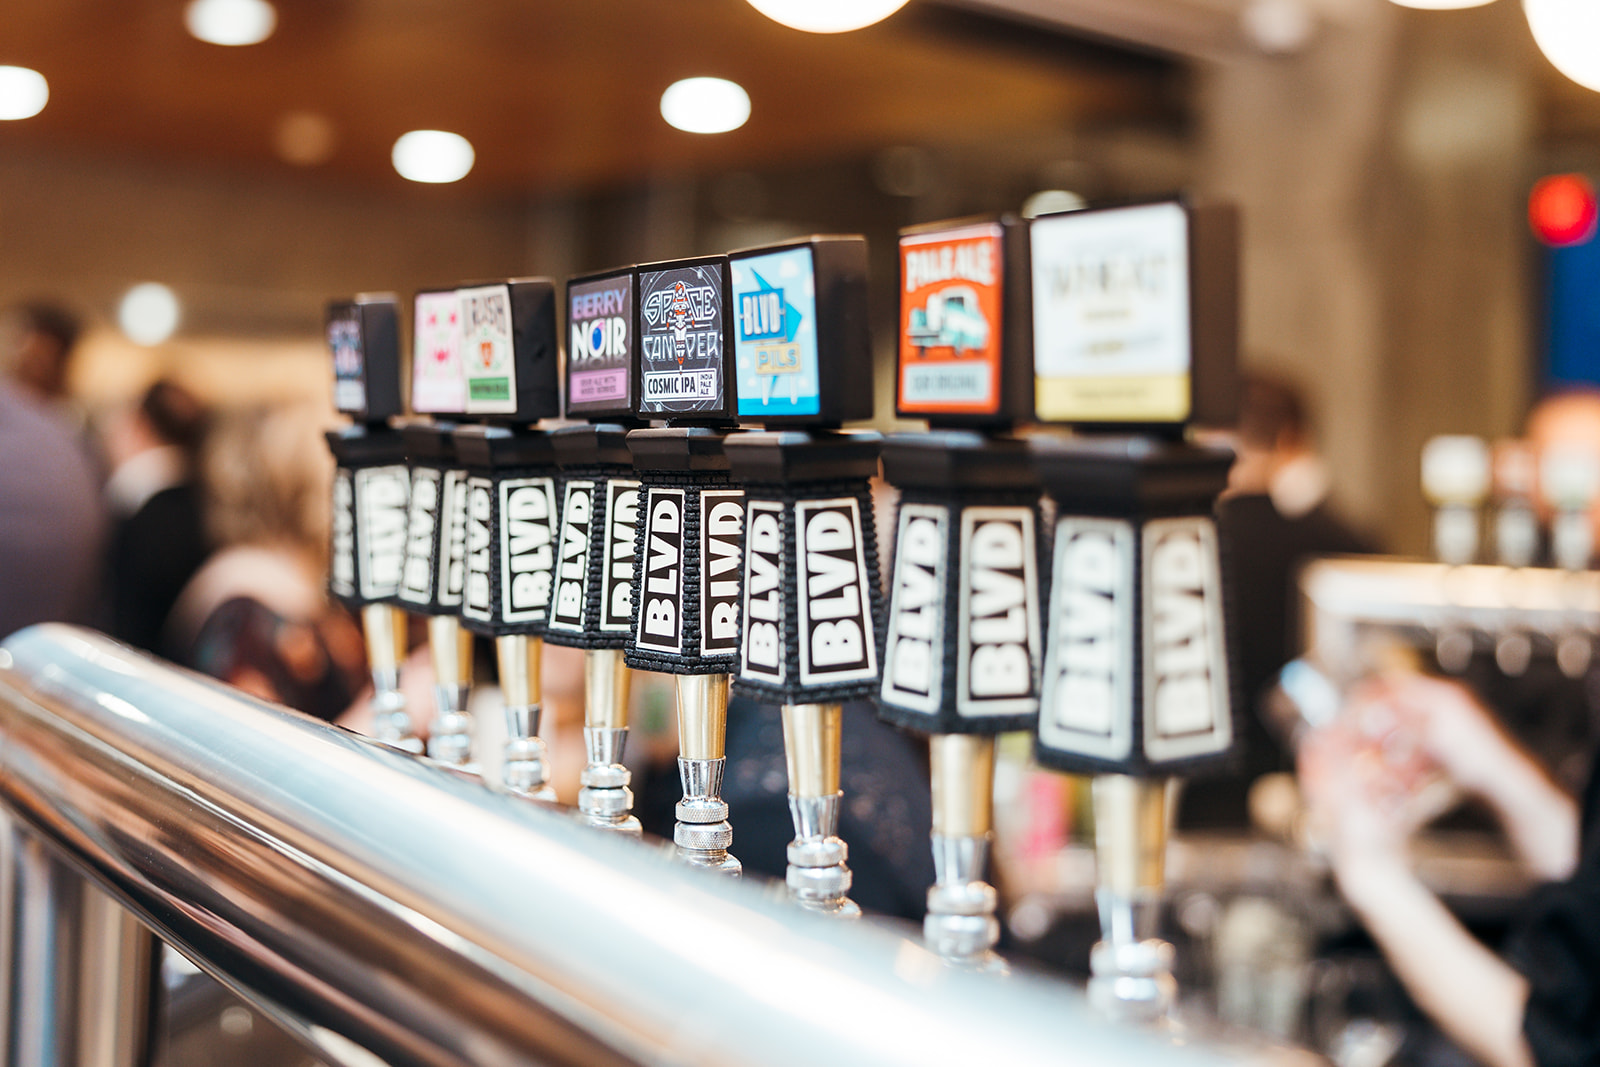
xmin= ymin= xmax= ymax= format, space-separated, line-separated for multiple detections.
xmin=460 ymin=284 xmax=517 ymax=416
xmin=796 ymin=498 xmax=877 ymax=687
xmin=399 ymin=468 xmax=441 ymax=607
xmin=1038 ymin=517 xmax=1134 ymax=760
xmin=462 ymin=477 xmax=495 ymax=623
xmin=438 ymin=470 xmax=468 ymax=608
xmin=635 ymin=487 xmax=685 ymax=654
xmin=956 ymin=506 xmax=1041 ymax=718
xmin=499 ymin=477 xmax=557 ymax=624
xmin=880 ymin=503 xmax=947 ymax=714
xmin=355 ymin=465 xmax=409 ymax=600
xmin=599 ymin=480 xmax=640 ymax=632
xmin=330 ymin=469 xmax=355 ymax=598
xmin=740 ymin=499 xmax=785 ymax=685
xmin=549 ymin=479 xmax=595 ymax=633
xmin=700 ymin=489 xmax=744 ymax=658
xmin=1142 ymin=516 xmax=1232 ymax=762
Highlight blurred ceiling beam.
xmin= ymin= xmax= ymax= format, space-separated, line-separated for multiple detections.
xmin=944 ymin=0 xmax=1249 ymax=58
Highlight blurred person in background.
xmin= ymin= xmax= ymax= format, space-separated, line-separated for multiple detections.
xmin=0 ymin=300 xmax=106 ymax=638
xmin=100 ymin=379 xmax=212 ymax=656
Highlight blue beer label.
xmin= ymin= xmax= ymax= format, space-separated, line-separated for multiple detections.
xmin=638 ymin=264 xmax=726 ymax=416
xmin=731 ymin=246 xmax=821 ymax=418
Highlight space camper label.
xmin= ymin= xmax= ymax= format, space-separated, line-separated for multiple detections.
xmin=700 ymin=489 xmax=744 ymax=658
xmin=639 ymin=263 xmax=726 ymax=415
xmin=635 ymin=488 xmax=685 ymax=654
xmin=1142 ymin=517 xmax=1232 ymax=762
xmin=437 ymin=470 xmax=468 ymax=608
xmin=796 ymin=498 xmax=876 ymax=687
xmin=1038 ymin=517 xmax=1134 ymax=761
xmin=549 ymin=480 xmax=595 ymax=633
xmin=398 ymin=468 xmax=441 ymax=607
xmin=499 ymin=477 xmax=557 ymax=624
xmin=599 ymin=480 xmax=640 ymax=633
xmin=880 ymin=503 xmax=946 ymax=715
xmin=568 ymin=274 xmax=632 ymax=414
xmin=956 ymin=506 xmax=1040 ymax=718
xmin=740 ymin=500 xmax=785 ymax=685
xmin=354 ymin=465 xmax=409 ymax=600
xmin=330 ymin=469 xmax=356 ymax=598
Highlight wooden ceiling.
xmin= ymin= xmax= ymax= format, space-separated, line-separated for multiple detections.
xmin=0 ymin=0 xmax=1181 ymax=196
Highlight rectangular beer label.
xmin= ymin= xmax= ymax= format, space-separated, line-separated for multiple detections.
xmin=1031 ymin=201 xmax=1192 ymax=424
xmin=898 ymin=223 xmax=1004 ymax=415
xmin=599 ymin=479 xmax=640 ymax=632
xmin=354 ymin=465 xmax=409 ymax=600
xmin=700 ymin=489 xmax=744 ymax=658
xmin=567 ymin=274 xmax=633 ymax=415
xmin=732 ymin=246 xmax=821 ymax=418
xmin=880 ymin=503 xmax=946 ymax=715
xmin=499 ymin=477 xmax=557 ymax=624
xmin=740 ymin=499 xmax=786 ymax=685
xmin=411 ymin=290 xmax=466 ymax=415
xmin=330 ymin=468 xmax=355 ymax=597
xmin=398 ymin=467 xmax=441 ymax=607
xmin=796 ymin=497 xmax=876 ymax=687
xmin=1142 ymin=516 xmax=1232 ymax=762
xmin=638 ymin=263 xmax=726 ymax=416
xmin=328 ymin=305 xmax=367 ymax=415
xmin=462 ymin=477 xmax=495 ymax=623
xmin=460 ymin=284 xmax=517 ymax=415
xmin=437 ymin=470 xmax=468 ymax=608
xmin=956 ymin=505 xmax=1040 ymax=718
xmin=1038 ymin=517 xmax=1135 ymax=761
xmin=549 ymin=479 xmax=595 ymax=633
xmin=635 ymin=487 xmax=685 ymax=654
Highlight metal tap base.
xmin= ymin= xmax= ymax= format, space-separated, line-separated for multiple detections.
xmin=674 ymin=757 xmax=740 ymax=876
xmin=784 ymin=793 xmax=858 ymax=917
xmin=426 ymin=684 xmax=476 ymax=771
xmin=370 ymin=670 xmax=423 ymax=755
xmin=579 ymin=727 xmax=641 ymax=836
xmin=503 ymin=704 xmax=556 ymax=802
xmin=924 ymin=833 xmax=1002 ymax=968
xmin=1088 ymin=937 xmax=1177 ymax=1027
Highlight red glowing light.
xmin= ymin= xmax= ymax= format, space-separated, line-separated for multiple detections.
xmin=1530 ymin=174 xmax=1598 ymax=247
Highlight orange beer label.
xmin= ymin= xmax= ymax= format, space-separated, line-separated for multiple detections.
xmin=898 ymin=223 xmax=1004 ymax=415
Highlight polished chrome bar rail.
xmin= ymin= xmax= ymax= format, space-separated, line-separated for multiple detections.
xmin=0 ymin=625 xmax=1227 ymax=1067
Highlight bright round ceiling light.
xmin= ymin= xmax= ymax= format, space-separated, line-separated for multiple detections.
xmin=119 ymin=284 xmax=180 ymax=347
xmin=746 ymin=0 xmax=910 ymax=32
xmin=391 ymin=130 xmax=475 ymax=184
xmin=185 ymin=0 xmax=277 ymax=46
xmin=1526 ymin=0 xmax=1600 ymax=92
xmin=1388 ymin=0 xmax=1494 ymax=7
xmin=660 ymin=77 xmax=750 ymax=134
xmin=0 ymin=67 xmax=49 ymax=121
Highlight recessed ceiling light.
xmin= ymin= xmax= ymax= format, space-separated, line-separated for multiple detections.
xmin=185 ymin=0 xmax=277 ymax=46
xmin=1525 ymin=0 xmax=1600 ymax=93
xmin=119 ymin=284 xmax=180 ymax=347
xmin=1388 ymin=0 xmax=1494 ymax=7
xmin=392 ymin=130 xmax=475 ymax=184
xmin=660 ymin=78 xmax=751 ymax=134
xmin=745 ymin=0 xmax=910 ymax=33
xmin=0 ymin=67 xmax=49 ymax=121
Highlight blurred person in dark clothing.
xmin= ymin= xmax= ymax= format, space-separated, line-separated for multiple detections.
xmin=101 ymin=379 xmax=212 ymax=656
xmin=1182 ymin=372 xmax=1376 ymax=829
xmin=0 ymin=301 xmax=106 ymax=639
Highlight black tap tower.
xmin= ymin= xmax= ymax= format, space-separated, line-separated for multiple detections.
xmin=450 ymin=280 xmax=563 ymax=793
xmin=398 ymin=288 xmax=476 ymax=760
xmin=1026 ymin=198 xmax=1240 ymax=1025
xmin=548 ymin=267 xmax=644 ymax=834
xmin=875 ymin=217 xmax=1044 ymax=966
xmin=624 ymin=254 xmax=745 ymax=875
xmin=722 ymin=235 xmax=881 ymax=916
xmin=325 ymin=294 xmax=418 ymax=753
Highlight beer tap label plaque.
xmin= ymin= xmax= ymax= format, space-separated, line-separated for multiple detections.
xmin=1038 ymin=517 xmax=1135 ymax=760
xmin=1141 ymin=516 xmax=1231 ymax=762
xmin=412 ymin=290 xmax=466 ymax=415
xmin=795 ymin=497 xmax=877 ymax=687
xmin=459 ymin=284 xmax=518 ymax=415
xmin=700 ymin=489 xmax=745 ymax=658
xmin=437 ymin=471 xmax=469 ymax=609
xmin=740 ymin=500 xmax=787 ymax=686
xmin=898 ymin=223 xmax=1004 ymax=416
xmin=328 ymin=307 xmax=368 ymax=416
xmin=880 ymin=503 xmax=948 ymax=715
xmin=354 ymin=465 xmax=410 ymax=601
xmin=598 ymin=480 xmax=640 ymax=633
xmin=635 ymin=488 xmax=686 ymax=654
xmin=638 ymin=259 xmax=731 ymax=417
xmin=566 ymin=272 xmax=633 ymax=417
xmin=731 ymin=246 xmax=820 ymax=418
xmin=548 ymin=479 xmax=595 ymax=634
xmin=398 ymin=468 xmax=442 ymax=608
xmin=955 ymin=505 xmax=1041 ymax=718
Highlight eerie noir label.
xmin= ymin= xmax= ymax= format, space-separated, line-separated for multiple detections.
xmin=330 ymin=469 xmax=355 ymax=597
xmin=638 ymin=264 xmax=725 ymax=415
xmin=898 ymin=224 xmax=1004 ymax=415
xmin=549 ymin=480 xmax=595 ymax=633
xmin=732 ymin=247 xmax=821 ymax=418
xmin=796 ymin=498 xmax=876 ymax=687
xmin=438 ymin=470 xmax=468 ymax=608
xmin=567 ymin=275 xmax=632 ymax=414
xmin=1038 ymin=518 xmax=1134 ymax=761
xmin=956 ymin=506 xmax=1040 ymax=718
xmin=635 ymin=488 xmax=685 ymax=654
xmin=880 ymin=503 xmax=947 ymax=715
xmin=700 ymin=489 xmax=744 ymax=658
xmin=463 ymin=478 xmax=494 ymax=622
xmin=499 ymin=477 xmax=557 ymax=624
xmin=354 ymin=465 xmax=409 ymax=601
xmin=412 ymin=290 xmax=466 ymax=415
xmin=740 ymin=499 xmax=785 ymax=685
xmin=599 ymin=480 xmax=640 ymax=632
xmin=398 ymin=468 xmax=442 ymax=607
xmin=328 ymin=306 xmax=366 ymax=415
xmin=459 ymin=284 xmax=517 ymax=415
xmin=1141 ymin=517 xmax=1232 ymax=762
